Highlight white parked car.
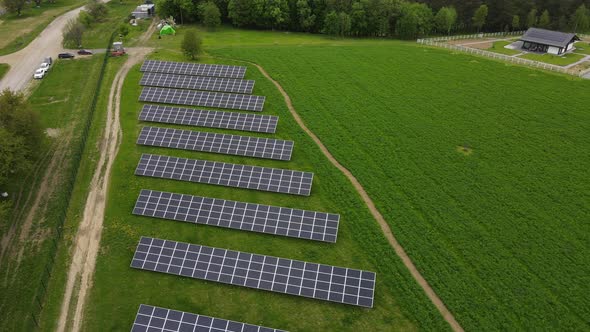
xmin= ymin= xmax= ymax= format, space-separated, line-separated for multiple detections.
xmin=39 ymin=62 xmax=51 ymax=71
xmin=33 ymin=68 xmax=46 ymax=79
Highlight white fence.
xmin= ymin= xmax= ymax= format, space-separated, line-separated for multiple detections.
xmin=419 ymin=31 xmax=526 ymax=43
xmin=417 ymin=33 xmax=588 ymax=77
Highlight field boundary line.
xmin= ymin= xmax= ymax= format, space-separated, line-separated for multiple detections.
xmin=217 ymin=56 xmax=464 ymax=332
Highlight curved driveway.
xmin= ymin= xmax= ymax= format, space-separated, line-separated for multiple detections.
xmin=0 ymin=2 xmax=109 ymax=92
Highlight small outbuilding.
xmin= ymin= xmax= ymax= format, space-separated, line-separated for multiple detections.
xmin=132 ymin=3 xmax=155 ymax=19
xmin=520 ymin=28 xmax=580 ymax=55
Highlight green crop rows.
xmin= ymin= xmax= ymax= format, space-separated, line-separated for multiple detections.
xmin=210 ymin=42 xmax=590 ymax=330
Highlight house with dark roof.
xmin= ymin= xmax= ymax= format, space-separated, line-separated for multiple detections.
xmin=520 ymin=28 xmax=580 ymax=55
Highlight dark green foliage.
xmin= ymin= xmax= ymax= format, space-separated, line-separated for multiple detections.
xmin=153 ymin=0 xmax=590 ymax=36
xmin=198 ymin=1 xmax=222 ymax=29
xmin=119 ymin=23 xmax=130 ymax=37
xmin=62 ymin=18 xmax=85 ymax=48
xmin=526 ymin=8 xmax=538 ymax=28
xmin=0 ymin=89 xmax=42 ymax=187
xmin=472 ymin=4 xmax=488 ymax=32
xmin=434 ymin=6 xmax=457 ymax=35
xmin=572 ymin=4 xmax=589 ymax=32
xmin=181 ymin=29 xmax=202 ymax=59
xmin=538 ymin=9 xmax=550 ymax=28
xmin=396 ymin=2 xmax=433 ymax=39
xmin=86 ymin=0 xmax=109 ymax=22
xmin=1 ymin=0 xmax=27 ymax=16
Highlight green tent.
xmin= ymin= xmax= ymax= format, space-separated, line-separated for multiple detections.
xmin=160 ymin=25 xmax=176 ymax=36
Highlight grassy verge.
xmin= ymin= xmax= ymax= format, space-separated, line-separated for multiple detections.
xmin=573 ymin=42 xmax=590 ymax=55
xmin=488 ymin=40 xmax=521 ymax=55
xmin=37 ymin=55 xmax=126 ymax=331
xmin=0 ymin=55 xmax=104 ymax=332
xmin=0 ymin=63 xmax=9 ymax=80
xmin=81 ymin=48 xmax=450 ymax=331
xmin=207 ymin=32 xmax=590 ymax=330
xmin=0 ymin=0 xmax=85 ymax=55
xmin=519 ymin=52 xmax=586 ymax=66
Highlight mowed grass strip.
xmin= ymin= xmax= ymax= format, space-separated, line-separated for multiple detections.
xmin=82 ymin=51 xmax=450 ymax=331
xmin=519 ymin=52 xmax=586 ymax=66
xmin=209 ymin=41 xmax=590 ymax=330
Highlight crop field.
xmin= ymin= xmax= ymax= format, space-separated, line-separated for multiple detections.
xmin=79 ymin=50 xmax=450 ymax=331
xmin=206 ymin=39 xmax=590 ymax=330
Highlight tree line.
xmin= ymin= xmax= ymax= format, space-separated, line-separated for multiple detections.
xmin=0 ymin=90 xmax=43 ymax=222
xmin=156 ymin=0 xmax=590 ymax=39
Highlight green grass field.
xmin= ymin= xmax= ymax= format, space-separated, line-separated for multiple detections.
xmin=203 ymin=34 xmax=590 ymax=330
xmin=573 ymin=42 xmax=590 ymax=55
xmin=22 ymin=26 xmax=589 ymax=331
xmin=519 ymin=52 xmax=585 ymax=66
xmin=0 ymin=63 xmax=9 ymax=80
xmin=487 ymin=40 xmax=521 ymax=55
xmin=0 ymin=55 xmax=106 ymax=332
xmin=79 ymin=50 xmax=451 ymax=331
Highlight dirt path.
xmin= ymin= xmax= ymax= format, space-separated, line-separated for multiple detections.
xmin=56 ymin=47 xmax=152 ymax=332
xmin=249 ymin=62 xmax=464 ymax=332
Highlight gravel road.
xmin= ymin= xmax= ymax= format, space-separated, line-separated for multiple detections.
xmin=0 ymin=2 xmax=110 ymax=92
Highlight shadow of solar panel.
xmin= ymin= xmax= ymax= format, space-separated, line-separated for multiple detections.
xmin=139 ymin=104 xmax=278 ymax=134
xmin=140 ymin=72 xmax=255 ymax=94
xmin=133 ymin=189 xmax=339 ymax=242
xmin=139 ymin=87 xmax=265 ymax=112
xmin=137 ymin=126 xmax=293 ymax=161
xmin=135 ymin=154 xmax=313 ymax=196
xmin=132 ymin=304 xmax=287 ymax=332
xmin=131 ymin=237 xmax=376 ymax=308
xmin=141 ymin=60 xmax=247 ymax=79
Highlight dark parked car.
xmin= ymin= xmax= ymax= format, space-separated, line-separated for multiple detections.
xmin=77 ymin=49 xmax=93 ymax=55
xmin=58 ymin=53 xmax=75 ymax=59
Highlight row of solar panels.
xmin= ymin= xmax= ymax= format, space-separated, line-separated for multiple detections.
xmin=140 ymin=60 xmax=265 ymax=112
xmin=129 ymin=61 xmax=376 ymax=332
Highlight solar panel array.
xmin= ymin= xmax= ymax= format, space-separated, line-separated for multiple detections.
xmin=139 ymin=105 xmax=278 ymax=134
xmin=132 ymin=304 xmax=286 ymax=332
xmin=135 ymin=154 xmax=313 ymax=196
xmin=137 ymin=126 xmax=293 ymax=161
xmin=140 ymin=72 xmax=255 ymax=94
xmin=131 ymin=237 xmax=376 ymax=308
xmin=141 ymin=60 xmax=247 ymax=79
xmin=140 ymin=87 xmax=265 ymax=112
xmin=133 ymin=189 xmax=339 ymax=242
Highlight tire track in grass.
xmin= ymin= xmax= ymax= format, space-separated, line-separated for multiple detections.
xmin=227 ymin=58 xmax=464 ymax=332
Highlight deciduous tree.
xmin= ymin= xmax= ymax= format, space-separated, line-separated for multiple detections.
xmin=198 ymin=1 xmax=221 ymax=29
xmin=472 ymin=4 xmax=488 ymax=32
xmin=62 ymin=18 xmax=85 ymax=48
xmin=435 ymin=6 xmax=457 ymax=35
xmin=538 ymin=9 xmax=550 ymax=28
xmin=2 ymin=0 xmax=27 ymax=16
xmin=181 ymin=29 xmax=202 ymax=59
xmin=296 ymin=0 xmax=316 ymax=32
xmin=572 ymin=4 xmax=589 ymax=32
xmin=526 ymin=8 xmax=538 ymax=28
xmin=511 ymin=14 xmax=520 ymax=31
